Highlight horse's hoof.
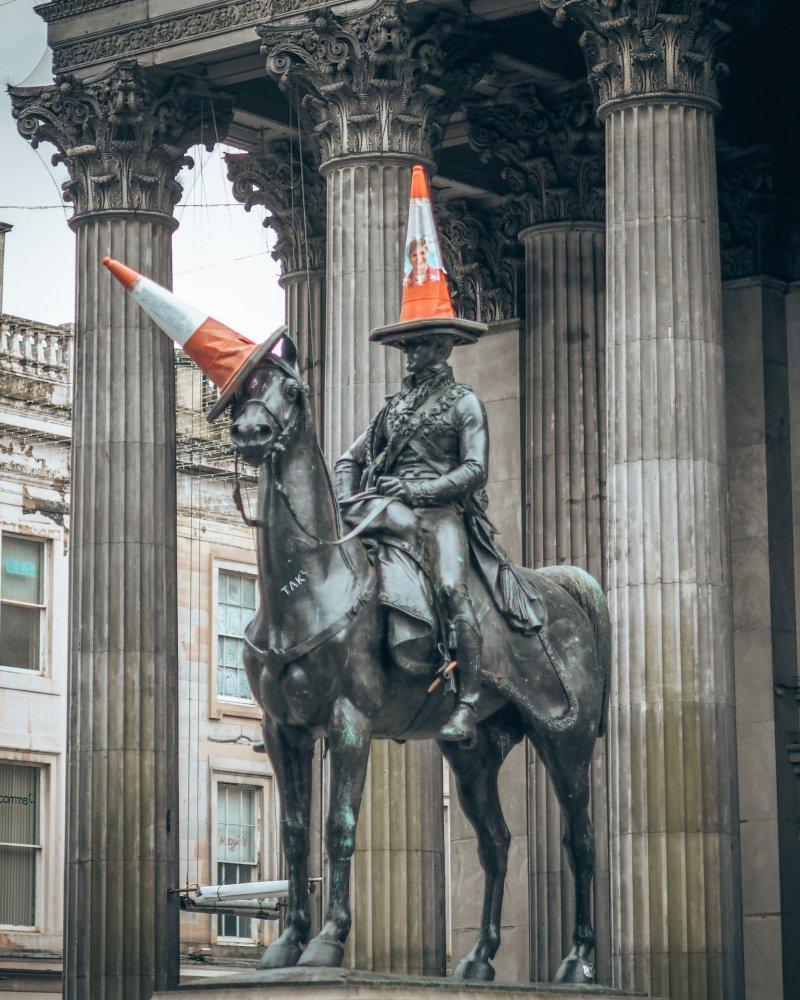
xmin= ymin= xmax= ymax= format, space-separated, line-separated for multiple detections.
xmin=258 ymin=940 xmax=302 ymax=969
xmin=553 ymin=956 xmax=594 ymax=984
xmin=297 ymin=935 xmax=344 ymax=968
xmin=453 ymin=957 xmax=495 ymax=982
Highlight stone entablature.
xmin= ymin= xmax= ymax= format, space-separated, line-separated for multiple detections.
xmin=10 ymin=62 xmax=233 ymax=221
xmin=226 ymin=145 xmax=326 ymax=278
xmin=42 ymin=0 xmax=347 ymax=72
xmin=260 ymin=4 xmax=485 ymax=166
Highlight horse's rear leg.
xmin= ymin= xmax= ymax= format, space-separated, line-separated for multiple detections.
xmin=258 ymin=715 xmax=314 ymax=969
xmin=441 ymin=716 xmax=522 ymax=982
xmin=536 ymin=737 xmax=596 ymax=984
xmin=299 ymin=696 xmax=370 ymax=968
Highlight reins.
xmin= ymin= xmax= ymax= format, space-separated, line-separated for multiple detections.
xmin=232 ymin=391 xmax=393 ymax=549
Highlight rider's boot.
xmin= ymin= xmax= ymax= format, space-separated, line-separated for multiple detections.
xmin=439 ymin=614 xmax=481 ymax=745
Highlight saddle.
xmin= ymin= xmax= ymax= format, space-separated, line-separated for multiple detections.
xmin=340 ymin=493 xmax=544 ymax=678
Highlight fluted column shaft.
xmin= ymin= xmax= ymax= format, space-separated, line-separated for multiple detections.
xmin=282 ymin=267 xmax=326 ymax=439
xmin=68 ymin=212 xmax=179 ymax=999
xmin=323 ymin=157 xmax=408 ymax=460
xmin=522 ymin=222 xmax=606 ymax=582
xmin=520 ymin=221 xmax=609 ymax=983
xmin=605 ymin=101 xmax=739 ymax=998
xmin=323 ymin=153 xmax=445 ymax=974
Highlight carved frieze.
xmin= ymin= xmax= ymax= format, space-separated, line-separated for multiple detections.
xmin=437 ymin=199 xmax=521 ymax=324
xmin=47 ymin=0 xmax=338 ymax=73
xmin=718 ymin=145 xmax=800 ymax=283
xmin=10 ymin=61 xmax=234 ymax=220
xmin=260 ymin=4 xmax=485 ymax=165
xmin=539 ymin=0 xmax=770 ymax=115
xmin=226 ymin=144 xmax=326 ymax=276
xmin=466 ymin=84 xmax=604 ymax=227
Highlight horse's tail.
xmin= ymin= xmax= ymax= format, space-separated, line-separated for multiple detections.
xmin=536 ymin=565 xmax=611 ymax=738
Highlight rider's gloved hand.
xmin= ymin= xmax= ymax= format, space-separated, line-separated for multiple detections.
xmin=376 ymin=476 xmax=413 ymax=503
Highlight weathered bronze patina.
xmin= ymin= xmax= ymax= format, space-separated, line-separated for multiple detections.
xmin=226 ymin=331 xmax=610 ymax=986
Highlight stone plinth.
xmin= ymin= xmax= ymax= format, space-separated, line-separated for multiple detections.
xmin=154 ymin=967 xmax=653 ymax=999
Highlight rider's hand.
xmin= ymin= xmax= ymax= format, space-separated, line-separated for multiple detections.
xmin=376 ymin=476 xmax=412 ymax=502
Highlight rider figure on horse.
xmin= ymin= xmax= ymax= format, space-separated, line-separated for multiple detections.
xmin=334 ymin=327 xmax=489 ymax=745
xmin=334 ymin=166 xmax=541 ymax=746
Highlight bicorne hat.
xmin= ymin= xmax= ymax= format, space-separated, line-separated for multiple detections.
xmin=102 ymin=257 xmax=287 ymax=423
xmin=368 ymin=165 xmax=488 ymax=348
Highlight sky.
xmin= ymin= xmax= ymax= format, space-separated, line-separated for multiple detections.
xmin=0 ymin=0 xmax=286 ymax=340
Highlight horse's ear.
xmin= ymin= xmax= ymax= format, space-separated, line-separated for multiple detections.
xmin=281 ymin=333 xmax=299 ymax=370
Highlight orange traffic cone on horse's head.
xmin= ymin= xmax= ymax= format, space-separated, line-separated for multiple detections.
xmin=369 ymin=165 xmax=487 ymax=348
xmin=102 ymin=257 xmax=286 ymax=422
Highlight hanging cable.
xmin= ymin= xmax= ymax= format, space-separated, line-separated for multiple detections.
xmin=208 ymin=88 xmax=234 ymax=232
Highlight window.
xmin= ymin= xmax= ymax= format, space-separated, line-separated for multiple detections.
xmin=0 ymin=762 xmax=40 ymax=928
xmin=216 ymin=570 xmax=256 ymax=702
xmin=0 ymin=535 xmax=46 ymax=672
xmin=216 ymin=783 xmax=259 ymax=942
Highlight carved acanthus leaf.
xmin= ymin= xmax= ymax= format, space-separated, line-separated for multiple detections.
xmin=259 ymin=3 xmax=486 ymax=164
xmin=718 ymin=145 xmax=800 ymax=282
xmin=225 ymin=144 xmax=326 ymax=276
xmin=10 ymin=61 xmax=233 ymax=218
xmin=466 ymin=84 xmax=604 ymax=226
xmin=539 ymin=0 xmax=769 ymax=113
xmin=437 ymin=199 xmax=521 ymax=323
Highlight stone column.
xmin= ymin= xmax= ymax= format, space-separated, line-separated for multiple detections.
xmin=0 ymin=221 xmax=12 ymax=315
xmin=718 ymin=146 xmax=800 ymax=1000
xmin=226 ymin=145 xmax=326 ymax=435
xmin=541 ymin=3 xmax=764 ymax=997
xmin=11 ymin=64 xmax=232 ymax=1000
xmin=467 ymin=82 xmax=610 ymax=984
xmin=437 ymin=198 xmax=528 ymax=982
xmin=261 ymin=5 xmax=482 ymax=974
xmin=520 ymin=218 xmax=610 ymax=985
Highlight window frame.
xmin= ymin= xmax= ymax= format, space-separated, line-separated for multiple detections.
xmin=210 ymin=768 xmax=275 ymax=947
xmin=210 ymin=558 xmax=260 ymax=719
xmin=0 ymin=529 xmax=50 ymax=676
xmin=0 ymin=759 xmax=45 ymax=932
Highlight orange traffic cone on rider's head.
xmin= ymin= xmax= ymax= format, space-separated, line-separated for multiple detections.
xmin=102 ymin=257 xmax=286 ymax=422
xmin=369 ymin=165 xmax=487 ymax=347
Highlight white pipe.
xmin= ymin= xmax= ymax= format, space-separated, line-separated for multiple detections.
xmin=195 ymin=879 xmax=289 ymax=902
xmin=183 ymin=896 xmax=280 ymax=919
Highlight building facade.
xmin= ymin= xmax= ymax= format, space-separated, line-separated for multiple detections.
xmin=0 ymin=230 xmax=283 ymax=994
xmin=6 ymin=1 xmax=800 ymax=999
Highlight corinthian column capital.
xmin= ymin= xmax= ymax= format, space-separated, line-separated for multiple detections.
xmin=466 ymin=83 xmax=604 ymax=226
xmin=225 ymin=143 xmax=326 ymax=278
xmin=10 ymin=61 xmax=234 ymax=224
xmin=437 ymin=199 xmax=521 ymax=323
xmin=259 ymin=4 xmax=484 ymax=167
xmin=718 ymin=144 xmax=800 ymax=282
xmin=540 ymin=0 xmax=770 ymax=116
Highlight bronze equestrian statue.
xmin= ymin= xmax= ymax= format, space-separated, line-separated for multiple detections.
xmin=103 ymin=195 xmax=610 ymax=984
xmin=220 ymin=318 xmax=610 ymax=986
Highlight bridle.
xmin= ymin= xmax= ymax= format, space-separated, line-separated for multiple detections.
xmin=231 ymin=374 xmax=393 ymax=550
xmin=231 ymin=377 xmax=307 ymax=532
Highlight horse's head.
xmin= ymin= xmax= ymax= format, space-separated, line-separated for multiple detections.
xmin=229 ymin=336 xmax=306 ymax=466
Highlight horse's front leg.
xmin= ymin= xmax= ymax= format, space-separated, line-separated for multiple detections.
xmin=258 ymin=714 xmax=314 ymax=969
xmin=299 ymin=696 xmax=370 ymax=968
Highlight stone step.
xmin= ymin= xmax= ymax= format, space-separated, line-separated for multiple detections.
xmin=155 ymin=966 xmax=658 ymax=1000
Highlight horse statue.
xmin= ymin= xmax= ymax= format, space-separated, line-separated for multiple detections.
xmin=227 ymin=335 xmax=610 ymax=986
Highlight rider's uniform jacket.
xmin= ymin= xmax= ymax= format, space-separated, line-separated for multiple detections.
xmin=333 ymin=363 xmax=489 ymax=510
